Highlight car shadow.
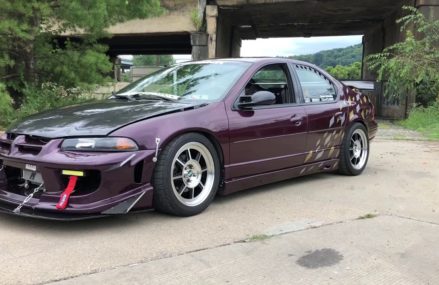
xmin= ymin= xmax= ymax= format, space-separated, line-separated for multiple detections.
xmin=0 ymin=209 xmax=174 ymax=232
xmin=215 ymin=172 xmax=340 ymax=203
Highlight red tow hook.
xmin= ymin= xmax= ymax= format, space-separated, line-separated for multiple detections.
xmin=56 ymin=176 xmax=78 ymax=210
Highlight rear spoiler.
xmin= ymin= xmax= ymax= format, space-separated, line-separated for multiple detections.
xmin=341 ymin=81 xmax=374 ymax=91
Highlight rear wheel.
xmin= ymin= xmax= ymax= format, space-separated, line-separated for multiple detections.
xmin=339 ymin=123 xmax=369 ymax=176
xmin=153 ymin=133 xmax=220 ymax=216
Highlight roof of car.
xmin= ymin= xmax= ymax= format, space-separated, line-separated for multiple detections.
xmin=187 ymin=57 xmax=313 ymax=66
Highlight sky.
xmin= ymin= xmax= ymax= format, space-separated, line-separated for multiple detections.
xmin=241 ymin=35 xmax=362 ymax=57
xmin=121 ymin=35 xmax=363 ymax=62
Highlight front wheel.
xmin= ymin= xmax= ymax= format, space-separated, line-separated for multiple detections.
xmin=153 ymin=133 xmax=220 ymax=216
xmin=339 ymin=123 xmax=369 ymax=176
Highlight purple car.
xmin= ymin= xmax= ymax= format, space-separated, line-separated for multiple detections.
xmin=0 ymin=58 xmax=377 ymax=220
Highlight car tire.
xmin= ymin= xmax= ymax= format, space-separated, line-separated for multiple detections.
xmin=338 ymin=123 xmax=369 ymax=176
xmin=153 ymin=133 xmax=220 ymax=216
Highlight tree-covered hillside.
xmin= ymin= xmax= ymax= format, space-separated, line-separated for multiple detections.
xmin=291 ymin=44 xmax=362 ymax=68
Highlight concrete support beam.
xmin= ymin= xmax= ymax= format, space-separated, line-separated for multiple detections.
xmin=417 ymin=0 xmax=439 ymax=19
xmin=362 ymin=5 xmax=410 ymax=119
xmin=206 ymin=5 xmax=218 ymax=58
xmin=191 ymin=32 xmax=209 ymax=60
xmin=231 ymin=28 xmax=242 ymax=57
xmin=362 ymin=25 xmax=384 ymax=81
xmin=362 ymin=25 xmax=384 ymax=117
xmin=112 ymin=57 xmax=121 ymax=82
xmin=215 ymin=9 xmax=242 ymax=58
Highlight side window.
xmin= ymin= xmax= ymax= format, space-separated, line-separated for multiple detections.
xmin=245 ymin=64 xmax=292 ymax=104
xmin=295 ymin=65 xmax=336 ymax=103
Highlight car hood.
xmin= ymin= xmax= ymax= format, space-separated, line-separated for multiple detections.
xmin=8 ymin=99 xmax=203 ymax=138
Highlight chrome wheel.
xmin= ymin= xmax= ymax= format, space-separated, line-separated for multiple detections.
xmin=171 ymin=142 xmax=215 ymax=207
xmin=349 ymin=129 xmax=368 ymax=170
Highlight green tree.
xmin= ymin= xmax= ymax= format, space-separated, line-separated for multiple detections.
xmin=133 ymin=55 xmax=175 ymax=66
xmin=0 ymin=83 xmax=13 ymax=126
xmin=367 ymin=6 xmax=439 ymax=106
xmin=326 ymin=61 xmax=361 ymax=80
xmin=0 ymin=0 xmax=162 ymax=108
xmin=292 ymin=44 xmax=362 ymax=69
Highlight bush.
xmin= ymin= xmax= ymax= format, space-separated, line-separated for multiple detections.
xmin=0 ymin=84 xmax=95 ymax=129
xmin=0 ymin=84 xmax=14 ymax=128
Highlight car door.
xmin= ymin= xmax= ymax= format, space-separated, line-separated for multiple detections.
xmin=292 ymin=64 xmax=347 ymax=164
xmin=226 ymin=63 xmax=308 ymax=179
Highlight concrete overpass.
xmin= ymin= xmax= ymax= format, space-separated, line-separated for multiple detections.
xmin=101 ymin=0 xmax=439 ymax=118
xmin=103 ymin=0 xmax=199 ymax=56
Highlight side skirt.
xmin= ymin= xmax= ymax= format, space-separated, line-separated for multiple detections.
xmin=220 ymin=159 xmax=339 ymax=196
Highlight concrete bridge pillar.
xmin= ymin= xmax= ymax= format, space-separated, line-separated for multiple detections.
xmin=206 ymin=5 xmax=218 ymax=58
xmin=215 ymin=12 xmax=241 ymax=57
xmin=203 ymin=4 xmax=242 ymax=59
xmin=191 ymin=32 xmax=208 ymax=60
xmin=362 ymin=0 xmax=439 ymax=118
xmin=362 ymin=1 xmax=416 ymax=118
xmin=417 ymin=0 xmax=439 ymax=19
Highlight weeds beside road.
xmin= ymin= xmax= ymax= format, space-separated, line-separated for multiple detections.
xmin=401 ymin=103 xmax=439 ymax=140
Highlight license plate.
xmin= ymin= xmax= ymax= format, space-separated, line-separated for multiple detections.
xmin=22 ymin=170 xmax=44 ymax=185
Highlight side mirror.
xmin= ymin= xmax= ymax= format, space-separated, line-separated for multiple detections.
xmin=238 ymin=91 xmax=276 ymax=109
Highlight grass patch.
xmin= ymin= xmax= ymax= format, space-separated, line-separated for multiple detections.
xmin=358 ymin=213 xmax=378 ymax=220
xmin=378 ymin=122 xmax=392 ymax=129
xmin=400 ymin=103 xmax=439 ymax=140
xmin=247 ymin=234 xmax=271 ymax=242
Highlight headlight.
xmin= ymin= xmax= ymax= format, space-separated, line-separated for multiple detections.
xmin=61 ymin=137 xmax=139 ymax=152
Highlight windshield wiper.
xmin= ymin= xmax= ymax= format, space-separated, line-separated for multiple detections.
xmin=112 ymin=94 xmax=135 ymax=101
xmin=116 ymin=91 xmax=179 ymax=102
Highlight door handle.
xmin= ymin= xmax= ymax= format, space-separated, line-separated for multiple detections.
xmin=290 ymin=115 xmax=303 ymax=126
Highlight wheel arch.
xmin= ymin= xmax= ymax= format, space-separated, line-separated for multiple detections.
xmin=348 ymin=118 xmax=368 ymax=132
xmin=159 ymin=129 xmax=225 ymax=166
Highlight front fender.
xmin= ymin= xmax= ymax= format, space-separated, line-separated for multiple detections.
xmin=110 ymin=102 xmax=230 ymax=164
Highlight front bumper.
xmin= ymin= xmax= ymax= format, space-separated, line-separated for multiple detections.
xmin=0 ymin=136 xmax=156 ymax=220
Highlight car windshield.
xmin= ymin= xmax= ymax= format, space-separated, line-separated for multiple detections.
xmin=116 ymin=61 xmax=251 ymax=102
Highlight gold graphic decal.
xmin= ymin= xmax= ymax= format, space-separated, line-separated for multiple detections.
xmin=304 ymin=151 xmax=313 ymax=163
xmin=315 ymin=138 xmax=321 ymax=147
xmin=329 ymin=116 xmax=335 ymax=128
xmin=349 ymin=110 xmax=354 ymax=121
xmin=324 ymin=135 xmax=332 ymax=147
xmin=328 ymin=146 xmax=335 ymax=158
xmin=315 ymin=150 xmax=324 ymax=161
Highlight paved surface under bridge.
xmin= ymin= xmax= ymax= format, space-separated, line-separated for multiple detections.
xmin=1 ymin=122 xmax=438 ymax=285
